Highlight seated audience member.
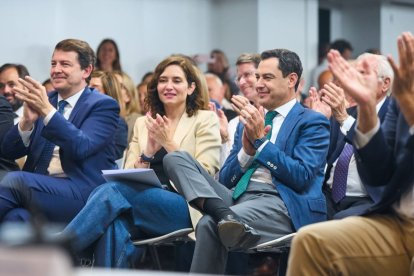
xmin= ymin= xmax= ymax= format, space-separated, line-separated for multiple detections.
xmin=287 ymin=32 xmax=414 ymax=276
xmin=140 ymin=71 xmax=154 ymax=84
xmin=89 ymin=70 xmax=128 ymax=160
xmin=137 ymin=82 xmax=148 ymax=114
xmin=320 ymin=53 xmax=393 ymax=219
xmin=61 ymin=55 xmax=221 ymax=268
xmin=218 ymin=53 xmax=261 ymax=166
xmin=208 ymin=49 xmax=239 ymax=97
xmin=0 ymin=39 xmax=119 ymax=223
xmin=95 ymin=38 xmax=122 ymax=72
xmin=205 ymin=73 xmax=237 ymax=121
xmin=0 ymin=95 xmax=19 ymax=180
xmin=0 ymin=63 xmax=30 ymax=124
xmin=310 ymin=39 xmax=354 ymax=90
xmin=162 ymin=48 xmax=330 ymax=274
xmin=42 ymin=78 xmax=54 ymax=93
xmin=114 ymin=72 xmax=142 ymax=143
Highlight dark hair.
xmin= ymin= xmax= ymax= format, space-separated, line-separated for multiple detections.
xmin=96 ymin=39 xmax=122 ymax=72
xmin=260 ymin=49 xmax=303 ymax=91
xmin=141 ymin=71 xmax=154 ymax=84
xmin=54 ymin=39 xmax=95 ymax=82
xmin=0 ymin=63 xmax=30 ymax=79
xmin=146 ymin=55 xmax=208 ymax=118
xmin=236 ymin=53 xmax=261 ymax=68
xmin=42 ymin=78 xmax=51 ymax=86
xmin=330 ymin=39 xmax=353 ymax=55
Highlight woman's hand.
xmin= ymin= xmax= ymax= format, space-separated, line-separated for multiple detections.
xmin=145 ymin=113 xmax=179 ymax=153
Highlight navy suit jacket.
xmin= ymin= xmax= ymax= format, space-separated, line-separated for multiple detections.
xmin=0 ymin=95 xmax=19 ymax=172
xmin=1 ymin=87 xmax=120 ymax=200
xmin=325 ymin=97 xmax=390 ymax=210
xmin=355 ymin=98 xmax=414 ymax=215
xmin=219 ymin=102 xmax=330 ymax=230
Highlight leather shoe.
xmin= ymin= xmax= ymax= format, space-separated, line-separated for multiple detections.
xmin=217 ymin=215 xmax=260 ymax=250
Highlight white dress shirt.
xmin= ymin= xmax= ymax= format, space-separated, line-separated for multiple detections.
xmin=327 ymin=97 xmax=387 ymax=197
xmin=18 ymin=88 xmax=85 ymax=176
xmin=237 ymin=98 xmax=297 ymax=185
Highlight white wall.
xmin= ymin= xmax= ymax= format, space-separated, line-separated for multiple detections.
xmin=1 ymin=0 xmax=413 ymax=88
xmin=0 ymin=0 xmax=213 ymax=84
xmin=257 ymin=0 xmax=319 ymax=84
xmin=210 ymin=0 xmax=258 ymax=74
xmin=341 ymin=3 xmax=380 ymax=56
xmin=380 ymin=2 xmax=414 ymax=60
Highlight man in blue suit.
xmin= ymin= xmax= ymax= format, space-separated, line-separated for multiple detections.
xmin=163 ymin=49 xmax=330 ymax=274
xmin=0 ymin=39 xmax=119 ymax=223
xmin=287 ymin=32 xmax=414 ymax=275
xmin=320 ymin=53 xmax=393 ymax=219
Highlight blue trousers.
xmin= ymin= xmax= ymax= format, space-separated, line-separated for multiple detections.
xmin=62 ymin=181 xmax=192 ymax=268
xmin=0 ymin=171 xmax=86 ymax=223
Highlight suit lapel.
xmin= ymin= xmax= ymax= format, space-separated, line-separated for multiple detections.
xmin=378 ymin=97 xmax=390 ymax=122
xmin=275 ymin=102 xmax=303 ymax=150
xmin=173 ymin=112 xmax=196 ymax=146
xmin=68 ymin=87 xmax=90 ymax=123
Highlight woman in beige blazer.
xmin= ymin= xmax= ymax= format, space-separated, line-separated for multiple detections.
xmin=62 ymin=55 xmax=221 ymax=268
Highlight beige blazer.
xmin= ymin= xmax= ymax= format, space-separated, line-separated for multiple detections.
xmin=124 ymin=110 xmax=221 ymax=228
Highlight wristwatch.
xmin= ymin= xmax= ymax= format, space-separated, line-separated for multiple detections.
xmin=140 ymin=152 xmax=155 ymax=163
xmin=253 ymin=136 xmax=267 ymax=150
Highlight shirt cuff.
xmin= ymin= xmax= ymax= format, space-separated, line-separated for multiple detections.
xmin=409 ymin=124 xmax=414 ymax=136
xmin=43 ymin=109 xmax=57 ymax=126
xmin=340 ymin=115 xmax=355 ymax=135
xmin=354 ymin=120 xmax=380 ymax=149
xmin=18 ymin=123 xmax=33 ymax=147
xmin=237 ymin=147 xmax=255 ymax=170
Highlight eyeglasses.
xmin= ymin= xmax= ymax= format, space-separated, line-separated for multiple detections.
xmin=235 ymin=71 xmax=256 ymax=84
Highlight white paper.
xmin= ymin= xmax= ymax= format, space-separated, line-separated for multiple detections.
xmin=101 ymin=168 xmax=162 ymax=188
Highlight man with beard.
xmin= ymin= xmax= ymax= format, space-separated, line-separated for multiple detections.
xmin=0 ymin=63 xmax=29 ymax=124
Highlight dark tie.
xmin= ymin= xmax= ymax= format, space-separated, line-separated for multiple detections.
xmin=232 ymin=111 xmax=278 ymax=200
xmin=34 ymin=100 xmax=68 ymax=175
xmin=331 ymin=142 xmax=354 ymax=203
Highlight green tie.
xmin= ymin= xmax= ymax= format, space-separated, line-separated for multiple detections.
xmin=232 ymin=111 xmax=278 ymax=200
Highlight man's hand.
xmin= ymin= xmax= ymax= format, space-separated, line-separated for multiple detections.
xmin=388 ymin=32 xmax=414 ymax=126
xmin=320 ymin=82 xmax=348 ymax=124
xmin=19 ymin=102 xmax=39 ymax=131
xmin=327 ymin=50 xmax=379 ymax=133
xmin=308 ymin=86 xmax=332 ymax=119
xmin=13 ymin=76 xmax=54 ymax=117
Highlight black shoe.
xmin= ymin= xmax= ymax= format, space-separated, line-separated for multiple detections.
xmin=217 ymin=215 xmax=260 ymax=250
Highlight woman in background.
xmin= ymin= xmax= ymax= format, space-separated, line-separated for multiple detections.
xmin=96 ymin=39 xmax=122 ymax=72
xmin=114 ymin=72 xmax=142 ymax=143
xmin=90 ymin=70 xmax=128 ymax=160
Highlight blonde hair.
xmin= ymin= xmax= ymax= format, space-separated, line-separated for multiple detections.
xmin=119 ymin=72 xmax=141 ymax=115
xmin=91 ymin=70 xmax=126 ymax=118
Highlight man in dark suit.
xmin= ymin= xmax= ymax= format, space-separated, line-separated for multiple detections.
xmin=164 ymin=49 xmax=330 ymax=274
xmin=320 ymin=53 xmax=393 ymax=219
xmin=0 ymin=39 xmax=119 ymax=223
xmin=0 ymin=95 xmax=19 ymax=180
xmin=287 ymin=32 xmax=414 ymax=275
xmin=0 ymin=63 xmax=30 ymax=124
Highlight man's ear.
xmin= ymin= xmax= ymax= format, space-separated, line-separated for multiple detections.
xmin=83 ymin=64 xmax=94 ymax=80
xmin=288 ymin=73 xmax=299 ymax=90
xmin=382 ymin=77 xmax=391 ymax=94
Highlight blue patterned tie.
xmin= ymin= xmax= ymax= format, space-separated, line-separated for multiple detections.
xmin=34 ymin=100 xmax=68 ymax=175
xmin=332 ymin=143 xmax=354 ymax=203
xmin=232 ymin=111 xmax=278 ymax=200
